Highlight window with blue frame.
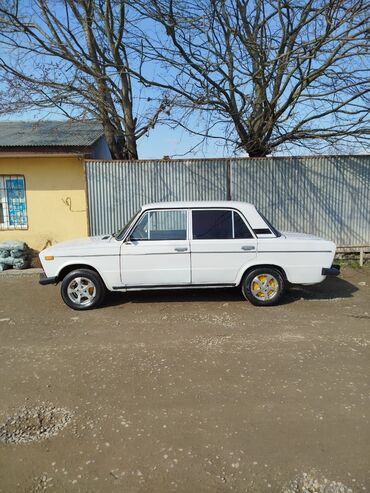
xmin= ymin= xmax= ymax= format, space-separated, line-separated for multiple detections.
xmin=0 ymin=176 xmax=28 ymax=230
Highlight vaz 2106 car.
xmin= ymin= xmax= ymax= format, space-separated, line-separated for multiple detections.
xmin=39 ymin=201 xmax=340 ymax=310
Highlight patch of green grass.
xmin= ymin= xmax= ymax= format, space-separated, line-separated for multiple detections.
xmin=335 ymin=258 xmax=369 ymax=269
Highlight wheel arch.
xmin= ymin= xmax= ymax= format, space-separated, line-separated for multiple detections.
xmin=57 ymin=263 xmax=102 ymax=283
xmin=238 ymin=264 xmax=287 ymax=286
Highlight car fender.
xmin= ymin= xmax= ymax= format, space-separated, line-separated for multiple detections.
xmin=52 ymin=258 xmax=117 ymax=291
xmin=235 ymin=259 xmax=288 ymax=286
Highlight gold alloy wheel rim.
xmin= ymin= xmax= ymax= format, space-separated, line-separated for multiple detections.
xmin=251 ymin=274 xmax=279 ymax=301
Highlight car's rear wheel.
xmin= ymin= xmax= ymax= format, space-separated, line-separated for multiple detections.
xmin=61 ymin=269 xmax=106 ymax=310
xmin=242 ymin=267 xmax=285 ymax=306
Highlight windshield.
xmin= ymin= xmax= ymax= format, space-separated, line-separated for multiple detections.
xmin=257 ymin=210 xmax=281 ymax=237
xmin=114 ymin=211 xmax=140 ymax=240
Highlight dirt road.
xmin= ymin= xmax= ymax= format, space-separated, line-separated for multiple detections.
xmin=0 ymin=267 xmax=369 ymax=492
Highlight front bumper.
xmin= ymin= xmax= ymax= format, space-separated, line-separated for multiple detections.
xmin=322 ymin=264 xmax=340 ymax=276
xmin=39 ymin=273 xmax=58 ymax=285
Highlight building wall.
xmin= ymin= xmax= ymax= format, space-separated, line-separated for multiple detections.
xmin=0 ymin=155 xmax=88 ymax=251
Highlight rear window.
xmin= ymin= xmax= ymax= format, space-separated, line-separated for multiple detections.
xmin=257 ymin=210 xmax=281 ymax=237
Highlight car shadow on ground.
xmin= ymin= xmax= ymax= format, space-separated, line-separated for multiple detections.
xmin=282 ymin=276 xmax=359 ymax=305
xmin=101 ymin=276 xmax=358 ymax=308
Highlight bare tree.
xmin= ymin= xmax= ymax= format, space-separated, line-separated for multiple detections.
xmin=133 ymin=0 xmax=370 ymax=156
xmin=0 ymin=0 xmax=169 ymax=159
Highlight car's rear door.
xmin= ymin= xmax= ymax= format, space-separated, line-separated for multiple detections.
xmin=120 ymin=209 xmax=191 ymax=286
xmin=190 ymin=209 xmax=257 ymax=284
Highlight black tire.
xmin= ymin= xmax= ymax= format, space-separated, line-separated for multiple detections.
xmin=61 ymin=269 xmax=106 ymax=310
xmin=241 ymin=267 xmax=285 ymax=306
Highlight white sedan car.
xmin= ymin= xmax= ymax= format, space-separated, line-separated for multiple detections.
xmin=39 ymin=201 xmax=339 ymax=310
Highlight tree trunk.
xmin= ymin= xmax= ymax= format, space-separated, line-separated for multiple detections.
xmin=123 ymin=117 xmax=138 ymax=160
xmin=243 ymin=139 xmax=270 ymax=157
xmin=103 ymin=122 xmax=125 ymax=160
xmin=243 ymin=142 xmax=269 ymax=157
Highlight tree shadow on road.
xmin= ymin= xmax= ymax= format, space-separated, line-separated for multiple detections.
xmin=101 ymin=276 xmax=358 ymax=308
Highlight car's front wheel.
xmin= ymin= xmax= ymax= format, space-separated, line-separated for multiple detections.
xmin=61 ymin=269 xmax=106 ymax=310
xmin=242 ymin=267 xmax=285 ymax=306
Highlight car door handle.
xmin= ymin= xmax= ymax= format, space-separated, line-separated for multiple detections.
xmin=241 ymin=245 xmax=255 ymax=251
xmin=174 ymin=247 xmax=188 ymax=252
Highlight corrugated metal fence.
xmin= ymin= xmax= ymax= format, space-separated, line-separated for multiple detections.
xmin=85 ymin=155 xmax=370 ymax=246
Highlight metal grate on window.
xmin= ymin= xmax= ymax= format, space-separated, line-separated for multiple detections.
xmin=0 ymin=175 xmax=28 ymax=230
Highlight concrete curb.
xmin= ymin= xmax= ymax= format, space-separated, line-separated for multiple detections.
xmin=0 ymin=268 xmax=43 ymax=277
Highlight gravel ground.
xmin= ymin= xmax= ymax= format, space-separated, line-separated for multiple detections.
xmin=0 ymin=266 xmax=369 ymax=493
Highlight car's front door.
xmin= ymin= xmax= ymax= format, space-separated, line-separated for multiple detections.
xmin=190 ymin=209 xmax=257 ymax=284
xmin=120 ymin=209 xmax=190 ymax=286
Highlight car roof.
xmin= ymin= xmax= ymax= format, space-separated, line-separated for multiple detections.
xmin=136 ymin=201 xmax=273 ymax=235
xmin=141 ymin=201 xmax=255 ymax=211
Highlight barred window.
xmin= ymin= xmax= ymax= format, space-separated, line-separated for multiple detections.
xmin=0 ymin=176 xmax=28 ymax=230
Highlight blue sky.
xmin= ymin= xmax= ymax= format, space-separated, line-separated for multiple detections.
xmin=138 ymin=124 xmax=233 ymax=159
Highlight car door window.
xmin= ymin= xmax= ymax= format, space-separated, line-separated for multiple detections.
xmin=130 ymin=212 xmax=149 ymax=240
xmin=192 ymin=209 xmax=253 ymax=239
xmin=233 ymin=211 xmax=253 ymax=239
xmin=192 ymin=210 xmax=233 ymax=239
xmin=130 ymin=210 xmax=187 ymax=241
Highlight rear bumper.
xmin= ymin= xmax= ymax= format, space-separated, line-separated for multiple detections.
xmin=322 ymin=264 xmax=340 ymax=276
xmin=39 ymin=273 xmax=58 ymax=285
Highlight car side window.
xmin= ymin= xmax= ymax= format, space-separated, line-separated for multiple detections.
xmin=130 ymin=210 xmax=187 ymax=241
xmin=192 ymin=209 xmax=253 ymax=240
xmin=130 ymin=212 xmax=149 ymax=240
xmin=192 ymin=210 xmax=233 ymax=239
xmin=233 ymin=211 xmax=253 ymax=239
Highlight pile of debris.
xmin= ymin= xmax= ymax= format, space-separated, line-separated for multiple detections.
xmin=0 ymin=403 xmax=72 ymax=444
xmin=0 ymin=240 xmax=31 ymax=271
xmin=283 ymin=471 xmax=353 ymax=493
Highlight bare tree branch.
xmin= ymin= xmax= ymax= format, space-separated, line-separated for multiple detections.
xmin=132 ymin=0 xmax=370 ymax=156
xmin=0 ymin=0 xmax=171 ymax=159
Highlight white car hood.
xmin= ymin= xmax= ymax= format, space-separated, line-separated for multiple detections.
xmin=41 ymin=235 xmax=120 ymax=257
